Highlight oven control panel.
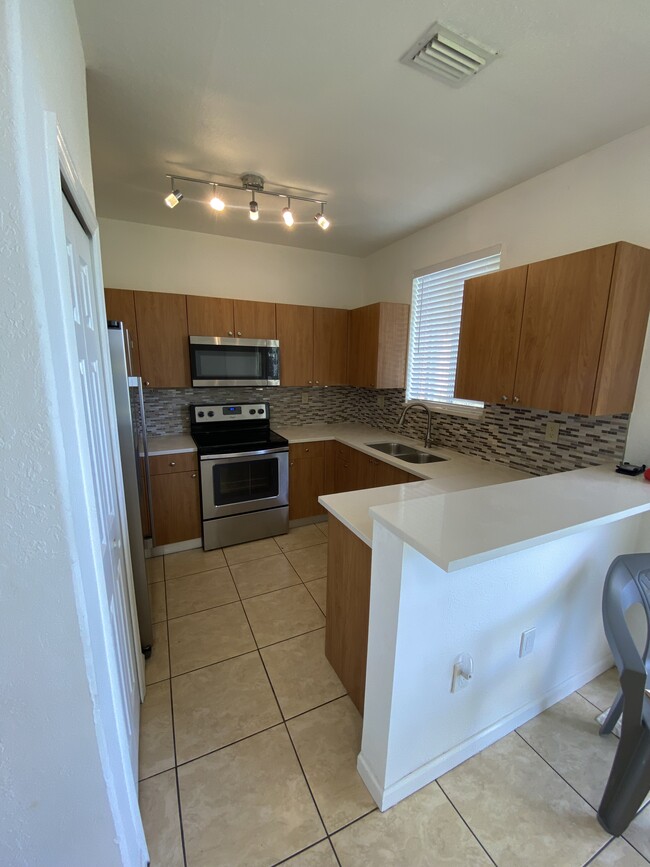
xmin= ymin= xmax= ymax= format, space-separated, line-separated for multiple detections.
xmin=191 ymin=403 xmax=269 ymax=423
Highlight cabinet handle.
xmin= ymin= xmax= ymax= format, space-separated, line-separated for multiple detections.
xmin=315 ymin=380 xmax=319 ymax=384
xmin=501 ymin=394 xmax=508 ymax=401
xmin=228 ymin=331 xmax=233 ymax=336
xmin=169 ymin=461 xmax=176 ymax=467
xmin=308 ymin=380 xmax=312 ymax=385
xmin=144 ymin=380 xmax=150 ymax=386
xmin=290 ymin=461 xmax=294 ymax=467
xmin=191 ymin=473 xmax=197 ymax=478
xmin=513 ymin=396 xmax=520 ymax=403
xmin=237 ymin=331 xmax=242 ymax=336
xmin=305 ymin=448 xmax=310 ymax=453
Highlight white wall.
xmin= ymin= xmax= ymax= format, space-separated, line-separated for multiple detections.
xmin=365 ymin=125 xmax=650 ymax=463
xmin=0 ymin=1 xmax=128 ymax=863
xmin=99 ymin=217 xmax=368 ymax=308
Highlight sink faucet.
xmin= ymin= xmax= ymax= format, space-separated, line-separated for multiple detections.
xmin=397 ymin=402 xmax=434 ymax=449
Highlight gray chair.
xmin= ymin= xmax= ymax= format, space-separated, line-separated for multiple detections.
xmin=597 ymin=553 xmax=650 ymax=836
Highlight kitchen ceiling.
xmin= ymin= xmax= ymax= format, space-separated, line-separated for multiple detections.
xmin=75 ymin=0 xmax=650 ymax=257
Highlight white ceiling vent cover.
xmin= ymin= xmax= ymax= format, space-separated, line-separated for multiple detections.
xmin=401 ymin=23 xmax=498 ymax=87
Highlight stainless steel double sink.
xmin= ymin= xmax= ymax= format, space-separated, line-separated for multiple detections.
xmin=366 ymin=442 xmax=447 ymax=464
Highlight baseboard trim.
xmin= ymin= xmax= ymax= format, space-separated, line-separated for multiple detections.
xmin=150 ymin=537 xmax=202 ymax=557
xmin=357 ymin=656 xmax=613 ymax=811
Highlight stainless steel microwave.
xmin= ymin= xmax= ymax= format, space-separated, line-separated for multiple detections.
xmin=189 ymin=336 xmax=280 ymax=387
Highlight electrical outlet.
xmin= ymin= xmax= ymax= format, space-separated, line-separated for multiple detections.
xmin=301 ymin=392 xmax=309 ymax=405
xmin=519 ymin=628 xmax=536 ymax=657
xmin=377 ymin=395 xmax=385 ymax=408
xmin=545 ymin=422 xmax=560 ymax=443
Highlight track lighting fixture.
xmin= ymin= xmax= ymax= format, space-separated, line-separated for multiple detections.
xmin=282 ymin=198 xmax=294 ymax=227
xmin=315 ymin=205 xmax=330 ymax=230
xmin=209 ymin=184 xmax=225 ymax=211
xmin=163 ymin=172 xmax=330 ymax=231
xmin=164 ymin=178 xmax=183 ymax=208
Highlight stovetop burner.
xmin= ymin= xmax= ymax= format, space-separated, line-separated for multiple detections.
xmin=189 ymin=401 xmax=288 ymax=458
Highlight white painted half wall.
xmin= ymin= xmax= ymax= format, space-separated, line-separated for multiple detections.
xmin=99 ymin=217 xmax=368 ymax=308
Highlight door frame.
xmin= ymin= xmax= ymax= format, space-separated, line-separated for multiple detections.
xmin=41 ymin=111 xmax=148 ymax=865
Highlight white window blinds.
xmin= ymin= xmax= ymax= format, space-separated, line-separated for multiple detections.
xmin=406 ymin=249 xmax=501 ymax=409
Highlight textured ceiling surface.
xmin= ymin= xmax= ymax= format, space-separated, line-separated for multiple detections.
xmin=75 ymin=0 xmax=650 ymax=256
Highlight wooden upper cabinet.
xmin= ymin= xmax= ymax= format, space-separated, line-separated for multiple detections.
xmin=348 ymin=302 xmax=410 ymax=388
xmin=133 ymin=291 xmax=190 ymax=388
xmin=187 ymin=295 xmax=234 ymax=336
xmin=593 ymin=242 xmax=650 ymax=415
xmin=104 ymin=287 xmax=141 ymax=376
xmin=455 ymin=267 xmax=527 ymax=404
xmin=514 ymin=245 xmax=616 ymax=414
xmin=233 ymin=300 xmax=276 ymax=339
xmin=314 ymin=307 xmax=349 ymax=385
xmin=276 ymin=304 xmax=314 ymax=386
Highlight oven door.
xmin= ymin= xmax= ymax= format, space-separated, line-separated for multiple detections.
xmin=200 ymin=448 xmax=289 ymax=519
xmin=190 ymin=337 xmax=280 ymax=387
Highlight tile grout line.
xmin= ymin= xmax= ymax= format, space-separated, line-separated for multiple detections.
xmin=435 ymin=781 xmax=498 ymax=866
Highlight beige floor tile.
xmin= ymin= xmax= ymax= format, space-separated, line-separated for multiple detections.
xmin=164 ymin=546 xmax=226 ymax=579
xmin=624 ymin=803 xmax=650 ymax=860
xmin=146 ymin=556 xmax=165 ymax=584
xmin=288 ymin=696 xmax=375 ymax=833
xmin=145 ymin=621 xmax=170 ymax=684
xmin=230 ymin=552 xmax=301 ymax=599
xmin=168 ymin=602 xmax=255 ymax=676
xmin=172 ymin=651 xmax=281 ymax=764
xmin=243 ymin=584 xmax=325 ymax=647
xmin=178 ymin=726 xmax=325 ymax=867
xmin=139 ymin=680 xmax=175 ymax=780
xmin=261 ymin=628 xmax=344 ymax=719
xmin=166 ymin=567 xmax=238 ymax=619
xmin=286 ymin=543 xmax=328 ymax=581
xmin=283 ymin=840 xmax=338 ymax=866
xmin=305 ymin=577 xmax=326 ymax=614
xmin=517 ymin=691 xmax=620 ymax=809
xmin=590 ymin=838 xmax=650 ymax=866
xmin=222 ymin=536 xmax=281 ymax=565
xmin=438 ymin=732 xmax=610 ymax=867
xmin=275 ymin=524 xmax=327 ymax=552
xmin=149 ymin=582 xmax=167 ymax=623
xmin=316 ymin=521 xmax=328 ymax=537
xmin=331 ymin=781 xmax=491 ymax=866
xmin=578 ymin=667 xmax=620 ymax=712
xmin=139 ymin=770 xmax=184 ymax=867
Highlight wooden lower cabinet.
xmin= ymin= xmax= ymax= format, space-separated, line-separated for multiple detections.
xmin=149 ymin=452 xmax=201 ymax=546
xmin=325 ymin=516 xmax=372 ymax=713
xmin=289 ymin=442 xmax=326 ymax=519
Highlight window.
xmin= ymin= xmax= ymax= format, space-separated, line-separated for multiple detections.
xmin=406 ymin=247 xmax=501 ymax=415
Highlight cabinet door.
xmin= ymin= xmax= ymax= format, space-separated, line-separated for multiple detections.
xmin=134 ymin=291 xmax=191 ymax=388
xmin=376 ymin=303 xmax=410 ymax=389
xmin=186 ymin=295 xmax=235 ymax=336
xmin=348 ymin=305 xmax=379 ymax=387
xmin=455 ymin=267 xmax=527 ymax=404
xmin=333 ymin=443 xmax=352 ymax=493
xmin=349 ymin=448 xmax=376 ymax=490
xmin=233 ymin=300 xmax=276 ymax=339
xmin=314 ymin=308 xmax=349 ymax=385
xmin=105 ymin=287 xmax=141 ymax=376
xmin=276 ymin=304 xmax=314 ymax=386
xmin=514 ymin=245 xmax=616 ymax=414
xmin=289 ymin=456 xmax=325 ymax=519
xmin=151 ymin=470 xmax=201 ymax=546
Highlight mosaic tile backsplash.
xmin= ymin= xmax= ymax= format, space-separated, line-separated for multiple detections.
xmin=143 ymin=386 xmax=629 ymax=476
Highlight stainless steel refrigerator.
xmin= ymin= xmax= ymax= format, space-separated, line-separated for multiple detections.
xmin=108 ymin=321 xmax=153 ymax=654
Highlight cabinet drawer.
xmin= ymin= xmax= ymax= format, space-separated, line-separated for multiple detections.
xmin=289 ymin=441 xmax=325 ymax=461
xmin=149 ymin=452 xmax=198 ymax=476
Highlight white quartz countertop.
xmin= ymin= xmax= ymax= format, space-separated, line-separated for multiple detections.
xmin=145 ymin=434 xmax=197 ymax=456
xmin=369 ymin=464 xmax=650 ymax=572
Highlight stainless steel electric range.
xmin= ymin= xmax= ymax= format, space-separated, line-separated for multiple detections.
xmin=190 ymin=402 xmax=289 ymax=551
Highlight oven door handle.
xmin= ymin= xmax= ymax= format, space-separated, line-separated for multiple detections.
xmin=199 ymin=446 xmax=289 ymax=461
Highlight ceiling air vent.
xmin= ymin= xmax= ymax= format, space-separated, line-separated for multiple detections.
xmin=401 ymin=23 xmax=498 ymax=87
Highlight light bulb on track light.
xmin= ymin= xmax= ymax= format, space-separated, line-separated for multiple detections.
xmin=249 ymin=194 xmax=259 ymax=221
xmin=314 ymin=205 xmax=330 ymax=230
xmin=209 ymin=184 xmax=225 ymax=211
xmin=282 ymin=198 xmax=294 ymax=227
xmin=165 ymin=179 xmax=183 ymax=208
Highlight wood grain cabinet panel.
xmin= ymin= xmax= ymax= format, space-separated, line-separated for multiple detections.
xmin=314 ymin=307 xmax=349 ymax=385
xmin=148 ymin=452 xmax=198 ymax=476
xmin=276 ymin=304 xmax=314 ymax=386
xmin=325 ymin=516 xmax=372 ymax=713
xmin=233 ymin=299 xmax=276 ymax=339
xmin=288 ymin=441 xmax=326 ymax=519
xmin=151 ymin=470 xmax=201 ymax=546
xmin=514 ymin=245 xmax=617 ymax=414
xmin=348 ymin=303 xmax=410 ymax=388
xmin=133 ymin=291 xmax=190 ymax=388
xmin=455 ymin=267 xmax=527 ymax=404
xmin=104 ymin=287 xmax=141 ymax=376
xmin=186 ymin=295 xmax=234 ymax=336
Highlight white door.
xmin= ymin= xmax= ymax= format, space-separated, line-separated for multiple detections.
xmin=62 ymin=195 xmax=141 ymax=780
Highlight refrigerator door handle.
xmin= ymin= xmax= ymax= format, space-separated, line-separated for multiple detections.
xmin=136 ymin=377 xmax=155 ymax=545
